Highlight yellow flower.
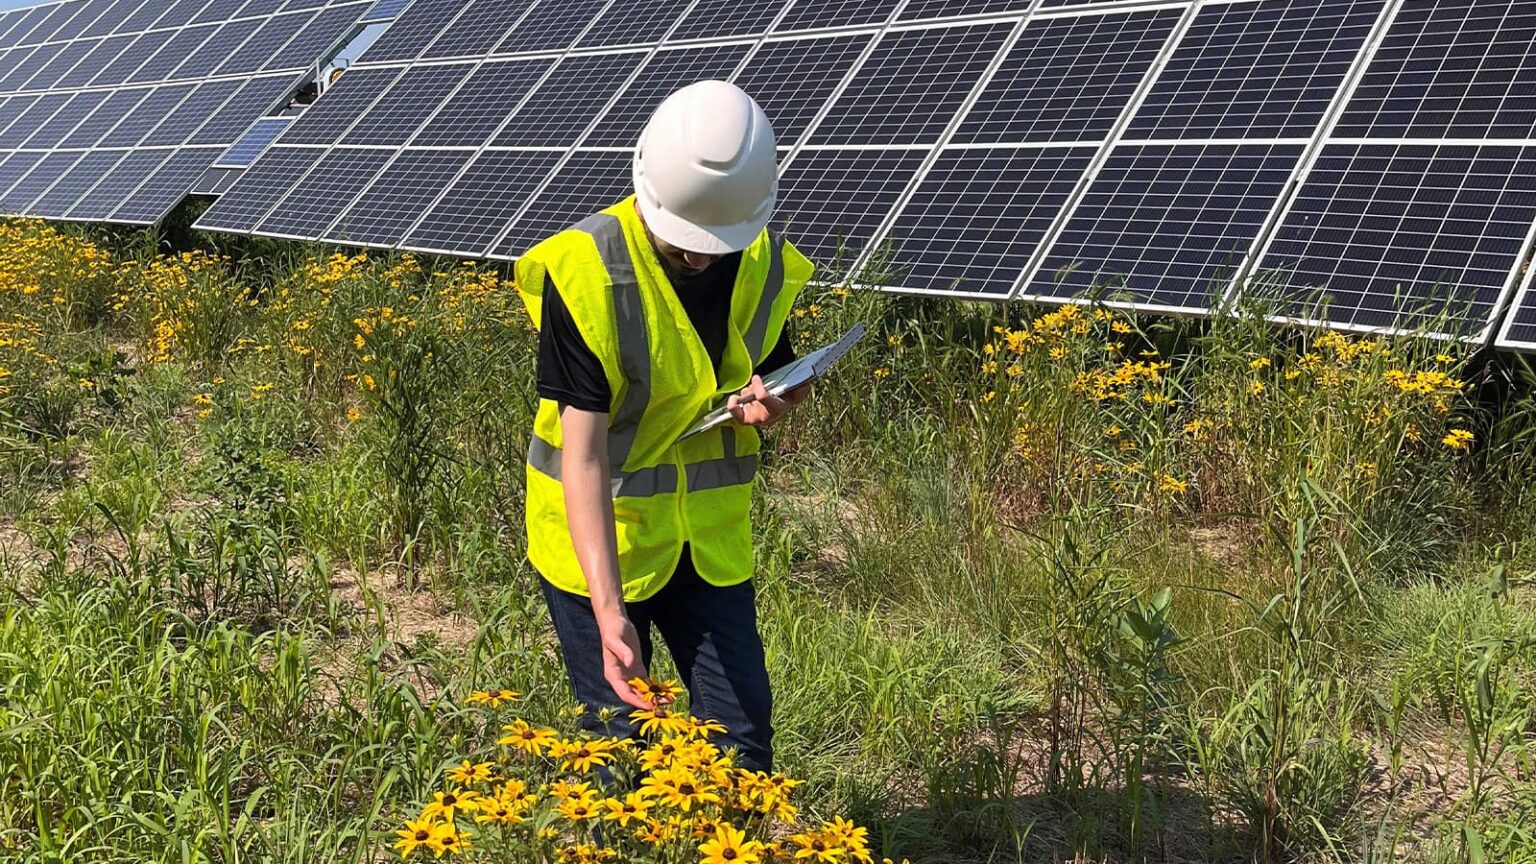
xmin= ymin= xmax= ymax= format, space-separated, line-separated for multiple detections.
xmin=465 ymin=689 xmax=520 ymax=708
xmin=428 ymin=823 xmax=470 ymax=857
xmin=550 ymin=737 xmax=621 ymax=774
xmin=630 ymin=706 xmax=692 ymax=737
xmin=556 ymin=791 xmax=601 ymax=823
xmin=699 ymin=822 xmax=765 ymax=864
xmin=499 ymin=720 xmax=557 ymax=756
xmin=548 ymin=779 xmax=593 ymax=802
xmin=78 ymin=378 xmax=94 ymax=389
xmin=638 ymin=768 xmax=721 ymax=812
xmin=1442 ymin=429 xmax=1474 ymax=451
xmin=445 ymin=760 xmax=496 ymax=786
xmin=1249 ymin=357 xmax=1271 ymax=370
xmin=393 ymin=816 xmax=439 ymax=857
xmin=629 ymin=677 xmax=683 ymax=706
xmin=873 ymin=366 xmax=892 ymax=379
xmin=420 ymin=789 xmax=481 ymax=822
xmin=347 ymin=406 xmax=362 ymax=422
xmin=1249 ymin=380 xmax=1265 ymax=396
xmin=601 ymin=792 xmax=651 ymax=826
xmin=786 ymin=829 xmax=842 ymax=863
xmin=1159 ymin=475 xmax=1188 ymax=495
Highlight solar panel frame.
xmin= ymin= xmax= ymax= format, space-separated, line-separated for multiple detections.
xmin=488 ymin=148 xmax=634 ymax=259
xmin=1494 ymin=252 xmax=1536 ymax=351
xmin=773 ymin=0 xmax=901 ymax=33
xmin=407 ymin=56 xmax=556 ymax=148
xmin=2 ymin=149 xmax=84 ymax=214
xmin=214 ymin=116 xmax=295 ymax=166
xmin=20 ymin=37 xmax=99 ymax=91
xmin=727 ymin=30 xmax=878 ymax=149
xmin=359 ymin=0 xmax=413 ymax=23
xmin=58 ymin=86 xmax=152 ymax=147
xmin=400 ymin=148 xmax=563 ymax=255
xmin=126 ymin=23 xmax=219 ymax=83
xmin=491 ymin=0 xmax=612 ymax=57
xmin=576 ymin=0 xmax=694 ymax=49
xmin=580 ymin=42 xmax=754 ymax=147
xmin=187 ymin=73 xmax=299 ymax=144
xmin=0 ymin=92 xmax=70 ymax=147
xmin=111 ymin=146 xmax=222 ymax=223
xmin=194 ymin=144 xmax=325 ymax=230
xmin=19 ymin=91 xmax=108 ymax=148
xmin=266 ymin=1 xmax=369 ymax=71
xmin=419 ymin=0 xmax=536 ymax=60
xmin=28 ymin=148 xmax=127 ymax=217
xmin=253 ymin=146 xmax=394 ymax=238
xmin=323 ymin=147 xmax=475 ymax=246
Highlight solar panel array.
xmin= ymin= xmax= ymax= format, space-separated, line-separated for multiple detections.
xmin=0 ymin=0 xmax=369 ymax=224
xmin=60 ymin=0 xmax=1536 ymax=353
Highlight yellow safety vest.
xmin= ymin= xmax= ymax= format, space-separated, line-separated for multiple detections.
xmin=515 ymin=197 xmax=812 ymax=601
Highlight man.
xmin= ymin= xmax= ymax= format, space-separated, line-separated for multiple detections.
xmin=514 ymin=81 xmax=814 ymax=773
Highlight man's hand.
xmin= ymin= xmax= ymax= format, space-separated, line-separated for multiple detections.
xmin=727 ymin=375 xmax=809 ymax=428
xmin=597 ymin=610 xmax=652 ymax=710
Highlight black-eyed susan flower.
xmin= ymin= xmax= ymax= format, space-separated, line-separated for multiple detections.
xmin=555 ymin=791 xmax=601 ymax=823
xmin=392 ymin=816 xmax=439 ymax=857
xmin=786 ymin=828 xmax=842 ymax=863
xmin=628 ymin=676 xmax=683 ymax=707
xmin=499 ymin=720 xmax=558 ymax=756
xmin=420 ymin=788 xmax=481 ymax=822
xmin=428 ymin=823 xmax=470 ymax=856
xmin=465 ymin=688 xmax=520 ymax=708
xmin=1443 ymin=428 xmax=1474 ymax=451
xmin=548 ymin=779 xmax=593 ymax=802
xmin=600 ymin=791 xmax=651 ymax=826
xmin=550 ymin=737 xmax=620 ymax=774
xmin=446 ymin=760 xmax=496 ymax=786
xmin=630 ymin=706 xmax=692 ymax=737
xmin=639 ymin=767 xmax=721 ymax=812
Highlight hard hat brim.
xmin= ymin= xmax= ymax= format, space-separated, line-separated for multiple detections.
xmin=634 ymin=190 xmax=770 ymax=256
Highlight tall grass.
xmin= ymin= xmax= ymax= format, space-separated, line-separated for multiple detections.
xmin=1 ymin=217 xmax=1534 ymax=862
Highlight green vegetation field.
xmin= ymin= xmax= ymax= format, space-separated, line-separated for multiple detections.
xmin=1 ymin=214 xmax=1534 ymax=863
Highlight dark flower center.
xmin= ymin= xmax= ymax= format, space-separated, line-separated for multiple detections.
xmin=724 ymin=851 xmax=738 ymax=860
xmin=679 ymin=783 xmax=695 ymax=795
xmin=414 ymin=830 xmax=429 ymax=841
xmin=443 ymin=794 xmax=457 ymax=805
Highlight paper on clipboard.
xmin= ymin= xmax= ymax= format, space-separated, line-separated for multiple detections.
xmin=680 ymin=323 xmax=866 ymax=440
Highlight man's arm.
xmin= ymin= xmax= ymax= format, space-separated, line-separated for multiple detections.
xmin=559 ymin=405 xmax=651 ymax=710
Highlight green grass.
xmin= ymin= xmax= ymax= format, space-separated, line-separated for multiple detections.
xmin=1 ymin=217 xmax=1534 ymax=862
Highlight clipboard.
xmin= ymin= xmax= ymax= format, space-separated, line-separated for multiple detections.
xmin=680 ymin=322 xmax=866 ymax=440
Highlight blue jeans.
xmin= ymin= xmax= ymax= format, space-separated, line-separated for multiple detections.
xmin=540 ymin=547 xmax=774 ymax=771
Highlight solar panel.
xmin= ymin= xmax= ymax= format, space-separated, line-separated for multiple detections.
xmin=670 ymin=0 xmax=786 ymax=41
xmin=196 ymin=145 xmax=324 ymax=230
xmin=0 ymin=152 xmax=45 ymax=200
xmin=325 ymin=148 xmax=474 ymax=245
xmin=730 ymin=33 xmax=873 ymax=148
xmin=410 ymin=58 xmax=551 ymax=147
xmin=950 ymin=9 xmax=1180 ymax=145
xmin=421 ymin=0 xmax=534 ymax=59
xmin=191 ymin=165 xmax=245 ymax=194
xmin=403 ymin=149 xmax=562 ymax=254
xmin=582 ymin=44 xmax=753 ymax=147
xmin=80 ymin=0 xmax=130 ymax=38
xmin=116 ymin=0 xmax=178 ymax=34
xmin=143 ymin=78 xmax=244 ymax=146
xmin=1254 ymin=144 xmax=1536 ymax=339
xmin=490 ymin=51 xmax=646 ymax=148
xmin=3 ymin=150 xmax=83 ymax=214
xmin=173 ymin=18 xmax=263 ymax=78
xmin=865 ymin=147 xmax=1098 ymax=296
xmin=30 ymin=149 xmax=125 ymax=218
xmin=1334 ymin=0 xmax=1536 ymax=139
xmin=188 ymin=74 xmax=297 ymax=144
xmin=1126 ymin=0 xmax=1384 ymax=140
xmin=491 ymin=149 xmax=632 ymax=258
xmin=806 ymin=22 xmax=1014 ymax=146
xmin=214 ymin=116 xmax=294 ymax=166
xmin=773 ymin=149 xmax=929 ymax=275
xmin=255 ymin=147 xmax=392 ymax=236
xmin=355 ymin=0 xmax=459 ymax=63
xmin=360 ymin=0 xmax=412 ymax=23
xmin=127 ymin=24 xmax=218 ymax=83
xmin=0 ymin=93 xmax=70 ymax=147
xmin=775 ymin=0 xmax=899 ymax=32
xmin=897 ymin=0 xmax=1030 ymax=22
xmin=60 ymin=87 xmax=152 ymax=147
xmin=98 ymin=82 xmax=197 ymax=147
xmin=22 ymin=37 xmax=97 ymax=89
xmin=0 ymin=43 xmax=58 ymax=90
xmin=65 ymin=148 xmax=172 ymax=219
xmin=492 ymin=0 xmax=609 ymax=57
xmin=342 ymin=62 xmax=473 ymax=146
xmin=114 ymin=148 xmax=222 ymax=223
xmin=280 ymin=66 xmax=404 ymax=144
xmin=268 ymin=2 xmax=367 ymax=70
xmin=20 ymin=91 xmax=108 ymax=148
xmin=217 ymin=11 xmax=317 ymax=75
xmin=1028 ymin=144 xmax=1305 ymax=311
xmin=576 ymin=0 xmax=687 ymax=49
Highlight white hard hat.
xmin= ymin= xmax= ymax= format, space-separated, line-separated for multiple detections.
xmin=632 ymin=80 xmax=777 ymax=255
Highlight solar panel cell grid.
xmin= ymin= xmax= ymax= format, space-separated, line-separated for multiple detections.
xmin=343 ymin=63 xmax=473 ymax=146
xmin=951 ymin=9 xmax=1179 ymax=145
xmin=143 ymin=78 xmax=243 ymax=146
xmin=729 ymin=34 xmax=871 ymax=148
xmin=216 ymin=116 xmax=293 ymax=165
xmin=155 ymin=0 xmax=214 ymax=28
xmin=236 ymin=0 xmax=288 ymax=18
xmin=491 ymin=51 xmax=646 ymax=148
xmin=360 ymin=0 xmax=412 ymax=21
xmin=59 ymin=86 xmax=151 ymax=146
xmin=20 ymin=91 xmax=107 ymax=148
xmin=773 ymin=148 xmax=929 ymax=274
xmin=257 ymin=147 xmax=392 ymax=235
xmin=2 ymin=150 xmax=82 ymax=213
xmin=127 ymin=24 xmax=216 ymax=82
xmin=1128 ymin=0 xmax=1383 ymax=141
xmin=190 ymin=75 xmax=295 ymax=144
xmin=7 ymin=5 xmax=56 ymax=44
xmin=112 ymin=147 xmax=219 ymax=222
xmin=0 ymin=152 xmax=45 ymax=199
xmin=774 ymin=0 xmax=899 ymax=32
xmin=671 ymin=0 xmax=786 ymax=41
xmin=0 ymin=43 xmax=58 ymax=91
xmin=51 ymin=35 xmax=129 ymax=87
xmin=1335 ymin=0 xmax=1536 ymax=139
xmin=359 ymin=0 xmax=461 ymax=62
xmin=0 ymin=92 xmax=69 ymax=147
xmin=807 ymin=22 xmax=1015 ymax=146
xmin=267 ymin=2 xmax=368 ymax=70
xmin=872 ymin=147 xmax=1098 ymax=295
xmin=216 ymin=11 xmax=313 ymax=75
xmin=66 ymin=147 xmax=170 ymax=218
xmin=196 ymin=145 xmax=323 ymax=229
xmin=897 ymin=0 xmax=1030 ymax=22
xmin=91 ymin=30 xmax=176 ymax=86
xmin=410 ymin=58 xmax=552 ymax=148
xmin=98 ymin=82 xmax=196 ymax=146
xmin=422 ymin=0 xmax=534 ymax=59
xmin=115 ymin=0 xmax=176 ymax=33
xmin=81 ymin=0 xmax=138 ymax=36
xmin=492 ymin=0 xmax=609 ymax=56
xmin=21 ymin=37 xmax=97 ymax=90
xmin=493 ymin=149 xmax=631 ymax=257
xmin=173 ymin=18 xmax=262 ymax=78
xmin=405 ymin=149 xmax=561 ymax=254
xmin=1256 ymin=143 xmax=1536 ymax=336
xmin=281 ymin=67 xmax=400 ymax=144
xmin=1028 ymin=143 xmax=1304 ymax=310
xmin=30 ymin=149 xmax=125 ymax=217
xmin=33 ymin=0 xmax=91 ymax=43
xmin=283 ymin=0 xmax=329 ymax=10
xmin=1501 ymin=278 xmax=1536 ymax=348
xmin=583 ymin=44 xmax=752 ymax=147
xmin=576 ymin=0 xmax=688 ymax=49
xmin=325 ymin=148 xmax=474 ymax=245
xmin=191 ymin=0 xmax=246 ymax=24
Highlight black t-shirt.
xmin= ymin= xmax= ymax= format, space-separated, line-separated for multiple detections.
xmin=536 ymin=254 xmax=795 ymax=413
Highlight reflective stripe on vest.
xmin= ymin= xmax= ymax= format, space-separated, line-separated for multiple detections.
xmin=744 ymin=229 xmax=785 ymax=360
xmin=572 ymin=211 xmax=650 ymax=472
xmin=527 ymin=431 xmax=758 ymax=495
